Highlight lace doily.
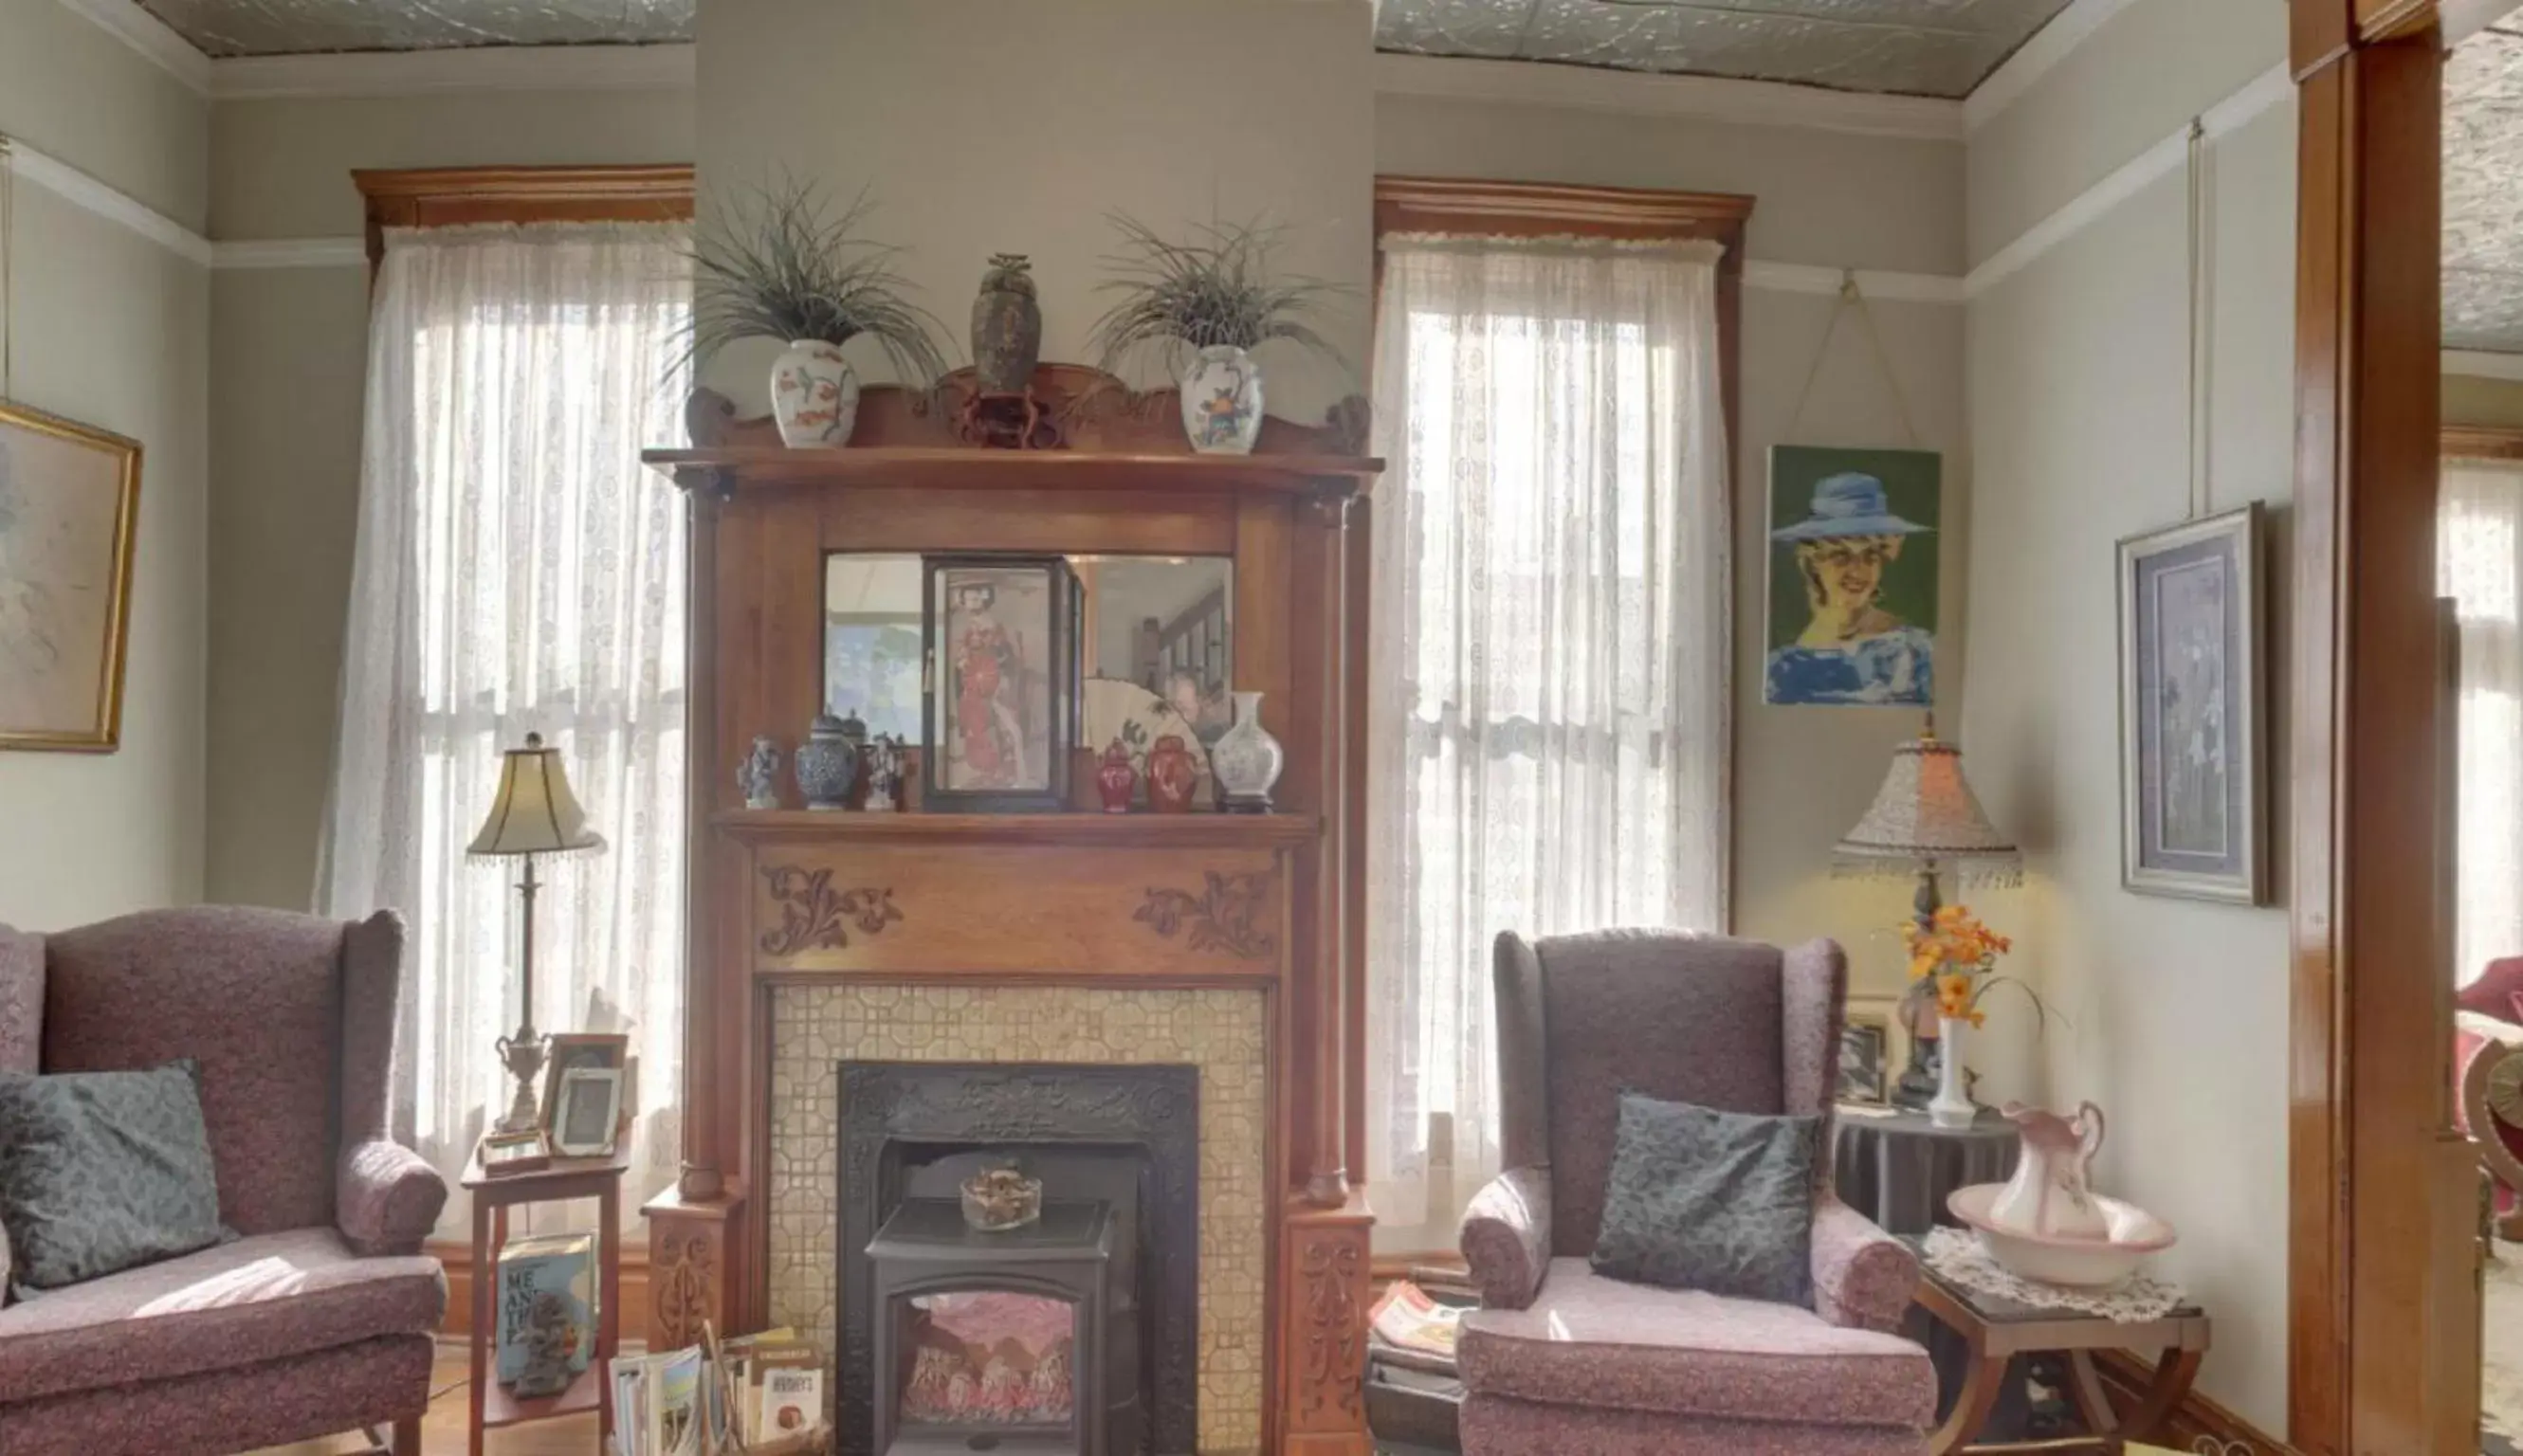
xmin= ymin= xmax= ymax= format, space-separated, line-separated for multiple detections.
xmin=1921 ymin=1227 xmax=2186 ymax=1323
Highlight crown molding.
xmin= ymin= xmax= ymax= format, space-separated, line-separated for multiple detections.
xmin=1372 ymin=53 xmax=1965 ymax=142
xmin=7 ymin=138 xmax=212 ymax=266
xmin=1963 ymin=0 xmax=2142 ymax=133
xmin=55 ymin=0 xmax=212 ymax=96
xmin=210 ymin=237 xmax=365 ymax=269
xmin=210 ymin=41 xmax=695 ymax=100
xmin=2444 ymin=349 xmax=2523 ymax=382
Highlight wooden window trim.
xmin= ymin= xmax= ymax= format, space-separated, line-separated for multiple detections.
xmin=353 ymin=163 xmax=695 ymax=268
xmin=2442 ymin=423 xmax=2523 ymax=461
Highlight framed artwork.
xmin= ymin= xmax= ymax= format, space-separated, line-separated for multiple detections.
xmin=551 ymin=1066 xmax=625 ymax=1158
xmin=0 ymin=400 xmax=141 ymax=751
xmin=2118 ymin=503 xmax=2265 ymax=903
xmin=475 ymin=1127 xmax=552 ymax=1178
xmin=539 ymin=1032 xmax=630 ymax=1140
xmin=1837 ymin=1003 xmax=1896 ymax=1105
xmin=1764 ymin=446 xmax=1941 ymax=707
xmin=923 ymin=555 xmax=1075 ymax=810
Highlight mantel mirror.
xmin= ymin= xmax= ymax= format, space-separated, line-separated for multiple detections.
xmin=823 ymin=553 xmax=1234 ymax=793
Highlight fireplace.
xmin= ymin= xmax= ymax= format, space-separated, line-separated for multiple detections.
xmin=838 ymin=1061 xmax=1200 ymax=1456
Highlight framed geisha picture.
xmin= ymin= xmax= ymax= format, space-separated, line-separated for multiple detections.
xmin=923 ymin=555 xmax=1075 ymax=810
xmin=0 ymin=400 xmax=141 ymax=752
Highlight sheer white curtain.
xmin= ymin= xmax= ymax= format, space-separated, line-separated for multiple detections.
xmin=320 ymin=222 xmax=691 ymax=1233
xmin=1363 ymin=235 xmax=1731 ymax=1240
xmin=2442 ymin=459 xmax=2523 ymax=987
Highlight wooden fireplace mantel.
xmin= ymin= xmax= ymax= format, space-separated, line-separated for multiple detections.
xmin=639 ymin=373 xmax=1379 ymax=1455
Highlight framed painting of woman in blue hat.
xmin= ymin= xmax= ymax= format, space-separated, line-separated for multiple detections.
xmin=1764 ymin=446 xmax=1942 ymax=706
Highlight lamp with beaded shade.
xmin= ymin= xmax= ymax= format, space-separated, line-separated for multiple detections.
xmin=469 ymin=732 xmax=605 ymax=1137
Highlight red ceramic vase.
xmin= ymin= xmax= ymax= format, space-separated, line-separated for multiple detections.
xmin=1145 ymin=735 xmax=1198 ymax=813
xmin=1096 ymin=740 xmax=1138 ymax=814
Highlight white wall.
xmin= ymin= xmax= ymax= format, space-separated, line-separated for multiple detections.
xmin=0 ymin=0 xmax=210 ymax=928
xmin=1962 ymin=0 xmax=2294 ymax=1428
xmin=1378 ymin=93 xmax=1974 ymax=1002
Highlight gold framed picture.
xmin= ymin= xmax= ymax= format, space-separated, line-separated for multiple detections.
xmin=0 ymin=400 xmax=141 ymax=751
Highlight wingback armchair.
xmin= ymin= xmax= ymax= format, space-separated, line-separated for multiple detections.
xmin=1455 ymin=930 xmax=1936 ymax=1455
xmin=0 ymin=907 xmax=448 ymax=1456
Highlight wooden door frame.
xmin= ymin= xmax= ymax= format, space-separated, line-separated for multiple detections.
xmin=2288 ymin=3 xmax=2478 ymax=1452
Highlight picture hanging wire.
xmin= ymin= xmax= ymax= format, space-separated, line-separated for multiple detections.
xmin=1783 ymin=269 xmax=1922 ymax=449
xmin=2185 ymin=116 xmax=2214 ymax=522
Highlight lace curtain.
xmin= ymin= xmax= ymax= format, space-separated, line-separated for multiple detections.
xmin=320 ymin=222 xmax=691 ymax=1234
xmin=2442 ymin=459 xmax=2523 ymax=987
xmin=1362 ymin=235 xmax=1731 ymax=1241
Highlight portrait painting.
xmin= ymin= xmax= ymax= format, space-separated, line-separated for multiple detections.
xmin=923 ymin=555 xmax=1074 ymax=810
xmin=2119 ymin=504 xmax=2264 ymax=903
xmin=1764 ymin=446 xmax=1942 ymax=707
xmin=1836 ymin=1008 xmax=1893 ymax=1105
xmin=0 ymin=401 xmax=140 ymax=751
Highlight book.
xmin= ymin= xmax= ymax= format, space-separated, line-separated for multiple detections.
xmin=758 ymin=1366 xmax=822 ymax=1442
xmin=649 ymin=1344 xmax=704 ymax=1456
xmin=495 ymin=1232 xmax=595 ymax=1387
xmin=1368 ymin=1279 xmax=1465 ymax=1362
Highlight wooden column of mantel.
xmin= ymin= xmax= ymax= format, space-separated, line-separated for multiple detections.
xmin=638 ymin=368 xmax=1381 ymax=1455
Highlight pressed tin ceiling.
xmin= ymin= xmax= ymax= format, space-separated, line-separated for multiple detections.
xmin=132 ymin=0 xmax=689 ymax=56
xmin=1373 ymin=0 xmax=2076 ymax=99
xmin=2446 ymin=22 xmax=2523 ymax=355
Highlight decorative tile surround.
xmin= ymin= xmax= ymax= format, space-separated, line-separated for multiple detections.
xmin=765 ymin=983 xmax=1271 ymax=1455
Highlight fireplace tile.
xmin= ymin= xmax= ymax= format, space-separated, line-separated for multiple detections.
xmin=767 ymin=984 xmax=1269 ymax=1455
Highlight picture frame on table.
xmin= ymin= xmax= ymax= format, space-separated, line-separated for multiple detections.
xmin=539 ymin=1031 xmax=630 ymax=1141
xmin=1837 ymin=999 xmax=1900 ymax=1106
xmin=551 ymin=1066 xmax=625 ymax=1158
xmin=477 ymin=1127 xmax=552 ymax=1178
xmin=2117 ymin=504 xmax=2265 ymax=904
xmin=922 ymin=555 xmax=1076 ymax=811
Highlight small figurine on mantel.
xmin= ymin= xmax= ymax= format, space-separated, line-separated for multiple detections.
xmin=864 ymin=734 xmax=905 ymax=813
xmin=738 ymin=736 xmax=782 ymax=810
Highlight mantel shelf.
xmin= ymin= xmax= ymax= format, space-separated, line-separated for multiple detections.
xmin=642 ymin=446 xmax=1381 ymax=499
xmin=712 ymin=809 xmax=1322 ymax=848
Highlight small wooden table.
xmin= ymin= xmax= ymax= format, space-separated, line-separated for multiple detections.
xmin=1910 ymin=1242 xmax=2209 ymax=1455
xmin=460 ymin=1150 xmax=630 ymax=1456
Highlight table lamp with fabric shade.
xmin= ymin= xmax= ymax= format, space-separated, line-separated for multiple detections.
xmin=468 ymin=732 xmax=604 ymax=1137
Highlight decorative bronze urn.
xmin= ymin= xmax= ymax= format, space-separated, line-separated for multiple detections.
xmin=971 ymin=253 xmax=1043 ymax=395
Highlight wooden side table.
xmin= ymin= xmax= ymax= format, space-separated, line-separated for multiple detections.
xmin=1908 ymin=1241 xmax=2209 ymax=1455
xmin=460 ymin=1151 xmax=630 ymax=1456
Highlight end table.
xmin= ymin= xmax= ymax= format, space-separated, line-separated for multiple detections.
xmin=460 ymin=1150 xmax=630 ymax=1456
xmin=1907 ymin=1238 xmax=2210 ymax=1454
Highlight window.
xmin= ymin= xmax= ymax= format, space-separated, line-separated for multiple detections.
xmin=2441 ymin=451 xmax=2523 ymax=986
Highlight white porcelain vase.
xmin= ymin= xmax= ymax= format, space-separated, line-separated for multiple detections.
xmin=1179 ymin=344 xmax=1264 ymax=455
xmin=1929 ymin=1014 xmax=1976 ymax=1129
xmin=1211 ymin=690 xmax=1285 ymax=811
xmin=771 ymin=338 xmax=860 ymax=447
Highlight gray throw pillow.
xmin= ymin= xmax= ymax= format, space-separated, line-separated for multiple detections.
xmin=0 ymin=1060 xmax=224 ymax=1291
xmin=1589 ymin=1091 xmax=1820 ymax=1305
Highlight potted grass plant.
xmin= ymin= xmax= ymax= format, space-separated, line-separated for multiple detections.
xmin=1087 ymin=216 xmax=1344 ymax=455
xmin=684 ymin=181 xmax=949 ymax=448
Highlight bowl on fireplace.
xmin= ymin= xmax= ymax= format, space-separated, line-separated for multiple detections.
xmin=961 ymin=1167 xmax=1044 ymax=1232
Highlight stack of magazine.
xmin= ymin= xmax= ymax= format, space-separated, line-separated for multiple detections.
xmin=607 ymin=1324 xmax=829 ymax=1456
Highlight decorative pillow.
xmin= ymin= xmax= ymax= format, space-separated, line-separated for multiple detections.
xmin=1589 ymin=1091 xmax=1820 ymax=1305
xmin=0 ymin=1060 xmax=224 ymax=1292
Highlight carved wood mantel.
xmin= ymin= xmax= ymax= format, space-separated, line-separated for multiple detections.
xmin=640 ymin=371 xmax=1379 ymax=1455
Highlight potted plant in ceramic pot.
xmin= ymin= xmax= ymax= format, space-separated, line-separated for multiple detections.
xmin=1088 ymin=216 xmax=1344 ymax=455
xmin=684 ymin=181 xmax=949 ymax=448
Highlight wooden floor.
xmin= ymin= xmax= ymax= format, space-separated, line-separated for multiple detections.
xmin=250 ymin=1346 xmax=600 ymax=1456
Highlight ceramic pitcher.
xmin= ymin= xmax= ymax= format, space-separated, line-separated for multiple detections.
xmin=1989 ymin=1101 xmax=2110 ymax=1240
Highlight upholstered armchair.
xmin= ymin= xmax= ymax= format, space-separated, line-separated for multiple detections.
xmin=0 ymin=906 xmax=448 ymax=1456
xmin=1455 ymin=930 xmax=1936 ymax=1455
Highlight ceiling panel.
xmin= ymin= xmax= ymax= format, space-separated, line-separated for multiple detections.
xmin=1373 ymin=0 xmax=2076 ymax=99
xmin=2446 ymin=23 xmax=2523 ymax=354
xmin=135 ymin=0 xmax=689 ymax=56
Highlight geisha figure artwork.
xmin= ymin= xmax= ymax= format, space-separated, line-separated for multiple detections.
xmin=924 ymin=556 xmax=1074 ymax=809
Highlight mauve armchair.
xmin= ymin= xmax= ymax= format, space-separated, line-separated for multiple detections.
xmin=1455 ymin=929 xmax=1936 ymax=1455
xmin=0 ymin=906 xmax=448 ymax=1456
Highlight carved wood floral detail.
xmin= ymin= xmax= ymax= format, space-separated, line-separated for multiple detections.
xmin=651 ymin=1228 xmax=718 ymax=1351
xmin=1298 ymin=1235 xmax=1366 ymax=1426
xmin=1134 ymin=870 xmax=1276 ymax=960
xmin=758 ymin=866 xmax=903 ymax=956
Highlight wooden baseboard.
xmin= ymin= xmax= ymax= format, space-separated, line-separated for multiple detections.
xmin=2088 ymin=1348 xmax=2299 ymax=1455
xmin=430 ymin=1237 xmax=651 ymax=1339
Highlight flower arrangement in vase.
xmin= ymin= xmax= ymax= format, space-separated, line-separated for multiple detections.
xmin=681 ymin=181 xmax=949 ymax=448
xmin=1900 ymin=905 xmax=2032 ymax=1129
xmin=1087 ymin=216 xmax=1346 ymax=455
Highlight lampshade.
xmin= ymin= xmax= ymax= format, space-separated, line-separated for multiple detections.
xmin=467 ymin=732 xmax=605 ymax=858
xmin=1836 ymin=732 xmax=2020 ymax=880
